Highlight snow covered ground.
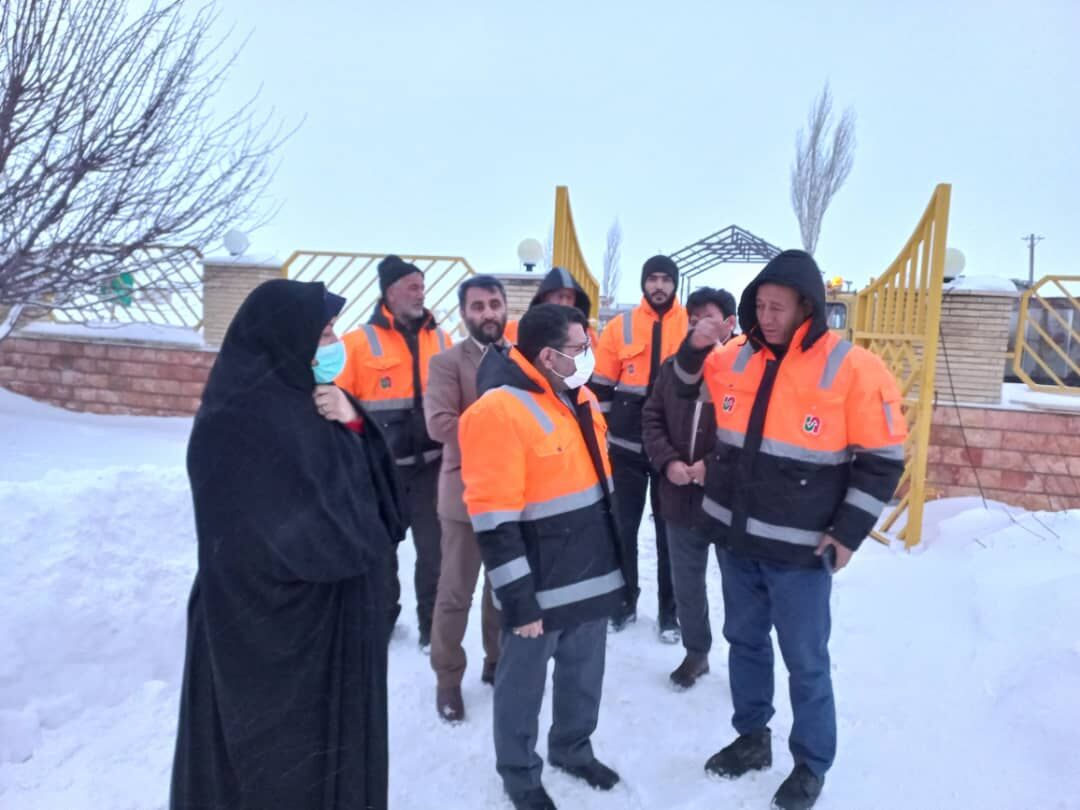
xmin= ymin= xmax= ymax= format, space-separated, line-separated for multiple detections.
xmin=2 ymin=390 xmax=1079 ymax=809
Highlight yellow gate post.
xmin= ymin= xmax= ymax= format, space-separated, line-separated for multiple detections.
xmin=552 ymin=186 xmax=601 ymax=324
xmin=853 ymin=184 xmax=951 ymax=548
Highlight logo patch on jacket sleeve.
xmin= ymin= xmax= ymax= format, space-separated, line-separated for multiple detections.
xmin=721 ymin=394 xmax=736 ymax=413
xmin=803 ymin=414 xmax=823 ymax=436
xmin=379 ymin=376 xmax=392 ymax=390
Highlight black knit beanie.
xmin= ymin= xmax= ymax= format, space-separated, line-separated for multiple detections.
xmin=378 ymin=255 xmax=423 ymax=295
xmin=641 ymin=254 xmax=679 ymax=291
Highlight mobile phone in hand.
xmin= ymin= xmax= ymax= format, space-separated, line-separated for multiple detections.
xmin=821 ymin=545 xmax=837 ymax=575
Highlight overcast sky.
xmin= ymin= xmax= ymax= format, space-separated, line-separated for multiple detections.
xmin=208 ymin=0 xmax=1078 ymax=304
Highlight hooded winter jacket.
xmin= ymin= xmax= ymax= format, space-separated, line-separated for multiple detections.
xmin=673 ymin=250 xmax=907 ymax=567
xmin=504 ymin=266 xmax=599 ymax=346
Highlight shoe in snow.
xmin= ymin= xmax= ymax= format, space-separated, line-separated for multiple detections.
xmin=418 ymin=626 xmax=431 ymax=655
xmin=436 ymin=686 xmax=464 ymax=723
xmin=657 ymin=613 xmax=681 ymax=644
xmin=550 ymin=757 xmax=620 ymax=791
xmin=771 ymin=763 xmax=823 ymax=810
xmin=704 ymin=727 xmax=772 ymax=778
xmin=481 ymin=659 xmax=497 ymax=685
xmin=669 ymin=652 xmax=709 ymax=690
xmin=509 ymin=785 xmax=557 ymax=810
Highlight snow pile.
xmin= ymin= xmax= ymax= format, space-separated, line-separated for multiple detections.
xmin=19 ymin=320 xmax=205 ymax=347
xmin=2 ymin=392 xmax=1080 ymax=809
xmin=943 ymin=275 xmax=1019 ymax=294
xmin=0 ymin=467 xmax=194 ymax=769
xmin=1001 ymin=382 xmax=1080 ymax=413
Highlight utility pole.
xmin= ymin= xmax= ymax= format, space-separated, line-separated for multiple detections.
xmin=1022 ymin=233 xmax=1044 ymax=285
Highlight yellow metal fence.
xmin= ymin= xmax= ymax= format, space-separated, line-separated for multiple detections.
xmin=1011 ymin=275 xmax=1080 ymax=395
xmin=281 ymin=252 xmax=477 ymax=338
xmin=852 ymin=184 xmax=951 ymax=548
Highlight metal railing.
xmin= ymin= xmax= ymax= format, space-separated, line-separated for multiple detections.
xmin=281 ymin=251 xmax=477 ymax=338
xmin=852 ymin=184 xmax=951 ymax=548
xmin=50 ymin=245 xmax=204 ymax=328
xmin=552 ymin=186 xmax=601 ymax=323
xmin=1011 ymin=275 xmax=1080 ymax=395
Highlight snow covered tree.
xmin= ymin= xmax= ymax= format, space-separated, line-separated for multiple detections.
xmin=790 ymin=82 xmax=855 ymax=256
xmin=0 ymin=0 xmax=289 ymax=340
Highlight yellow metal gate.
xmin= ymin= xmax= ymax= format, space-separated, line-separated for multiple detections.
xmin=852 ymin=184 xmax=951 ymax=547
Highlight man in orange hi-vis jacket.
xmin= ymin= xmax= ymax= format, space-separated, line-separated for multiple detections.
xmin=673 ymin=250 xmax=907 ymax=810
xmin=590 ymin=255 xmax=688 ymax=640
xmin=460 ymin=304 xmax=628 ymax=810
xmin=336 ymin=255 xmax=452 ymax=651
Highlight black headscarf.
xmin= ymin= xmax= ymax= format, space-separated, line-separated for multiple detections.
xmin=191 ymin=278 xmax=404 ymax=579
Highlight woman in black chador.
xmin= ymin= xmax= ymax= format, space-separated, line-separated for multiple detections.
xmin=171 ymin=279 xmax=403 ymax=810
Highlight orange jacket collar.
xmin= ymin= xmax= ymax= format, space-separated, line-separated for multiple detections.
xmin=370 ymin=301 xmax=437 ymax=332
xmin=638 ymin=296 xmax=683 ymax=323
xmin=748 ymin=318 xmax=816 ymax=360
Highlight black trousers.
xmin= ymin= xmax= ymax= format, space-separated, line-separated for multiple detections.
xmin=387 ymin=459 xmax=442 ymax=638
xmin=610 ymin=448 xmax=675 ymax=619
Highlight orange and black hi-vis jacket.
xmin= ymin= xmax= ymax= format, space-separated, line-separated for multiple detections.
xmin=336 ymin=303 xmax=451 ymax=466
xmin=674 ymin=258 xmax=907 ymax=567
xmin=590 ymin=299 xmax=688 ymax=456
xmin=459 ymin=345 xmax=627 ymax=630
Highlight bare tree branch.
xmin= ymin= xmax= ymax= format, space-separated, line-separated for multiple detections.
xmin=0 ymin=0 xmax=293 ymax=322
xmin=601 ymin=217 xmax=621 ymax=306
xmin=790 ymin=82 xmax=856 ymax=256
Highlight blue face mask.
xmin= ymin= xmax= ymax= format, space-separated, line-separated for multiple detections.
xmin=312 ymin=340 xmax=346 ymax=384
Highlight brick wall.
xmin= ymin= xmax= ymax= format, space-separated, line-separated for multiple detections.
xmin=933 ymin=290 xmax=1016 ymax=404
xmin=494 ymin=273 xmax=542 ymax=321
xmin=203 ymin=259 xmax=282 ymax=347
xmin=928 ymin=403 xmax=1080 ymax=511
xmin=0 ymin=334 xmax=214 ymax=416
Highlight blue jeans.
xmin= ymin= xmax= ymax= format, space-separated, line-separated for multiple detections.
xmin=717 ymin=549 xmax=836 ymax=777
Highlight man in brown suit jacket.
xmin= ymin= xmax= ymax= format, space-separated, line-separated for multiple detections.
xmin=424 ymin=275 xmax=507 ymax=722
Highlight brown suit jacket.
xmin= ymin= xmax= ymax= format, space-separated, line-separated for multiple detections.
xmin=424 ymin=337 xmax=497 ymax=522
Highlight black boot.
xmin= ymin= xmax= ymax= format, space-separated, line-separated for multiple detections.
xmin=510 ymin=785 xmax=557 ymax=810
xmin=481 ymin=659 xmax=497 ymax=686
xmin=704 ymin=728 xmax=772 ymax=778
xmin=549 ymin=757 xmax=620 ymax=791
xmin=669 ymin=652 xmax=709 ymax=690
xmin=771 ymin=764 xmax=823 ymax=810
xmin=418 ymin=626 xmax=431 ymax=654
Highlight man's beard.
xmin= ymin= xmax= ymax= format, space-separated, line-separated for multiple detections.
xmin=466 ymin=318 xmax=505 ymax=345
xmin=648 ymin=290 xmax=673 ymax=310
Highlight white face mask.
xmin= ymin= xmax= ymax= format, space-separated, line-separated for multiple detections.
xmin=552 ymin=346 xmax=595 ymax=388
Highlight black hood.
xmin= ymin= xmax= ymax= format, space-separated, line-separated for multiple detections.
xmin=476 ymin=343 xmax=545 ymax=398
xmin=737 ymin=250 xmax=829 ymax=352
xmin=530 ymin=267 xmax=592 ymax=319
xmin=202 ymin=278 xmax=327 ymax=407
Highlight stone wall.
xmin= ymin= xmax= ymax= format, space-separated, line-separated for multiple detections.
xmin=928 ymin=403 xmax=1080 ymax=511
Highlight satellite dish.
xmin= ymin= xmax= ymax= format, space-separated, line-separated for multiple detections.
xmin=945 ymin=247 xmax=966 ymax=276
xmin=223 ymin=229 xmax=250 ymax=257
xmin=516 ymin=238 xmax=544 ymax=270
